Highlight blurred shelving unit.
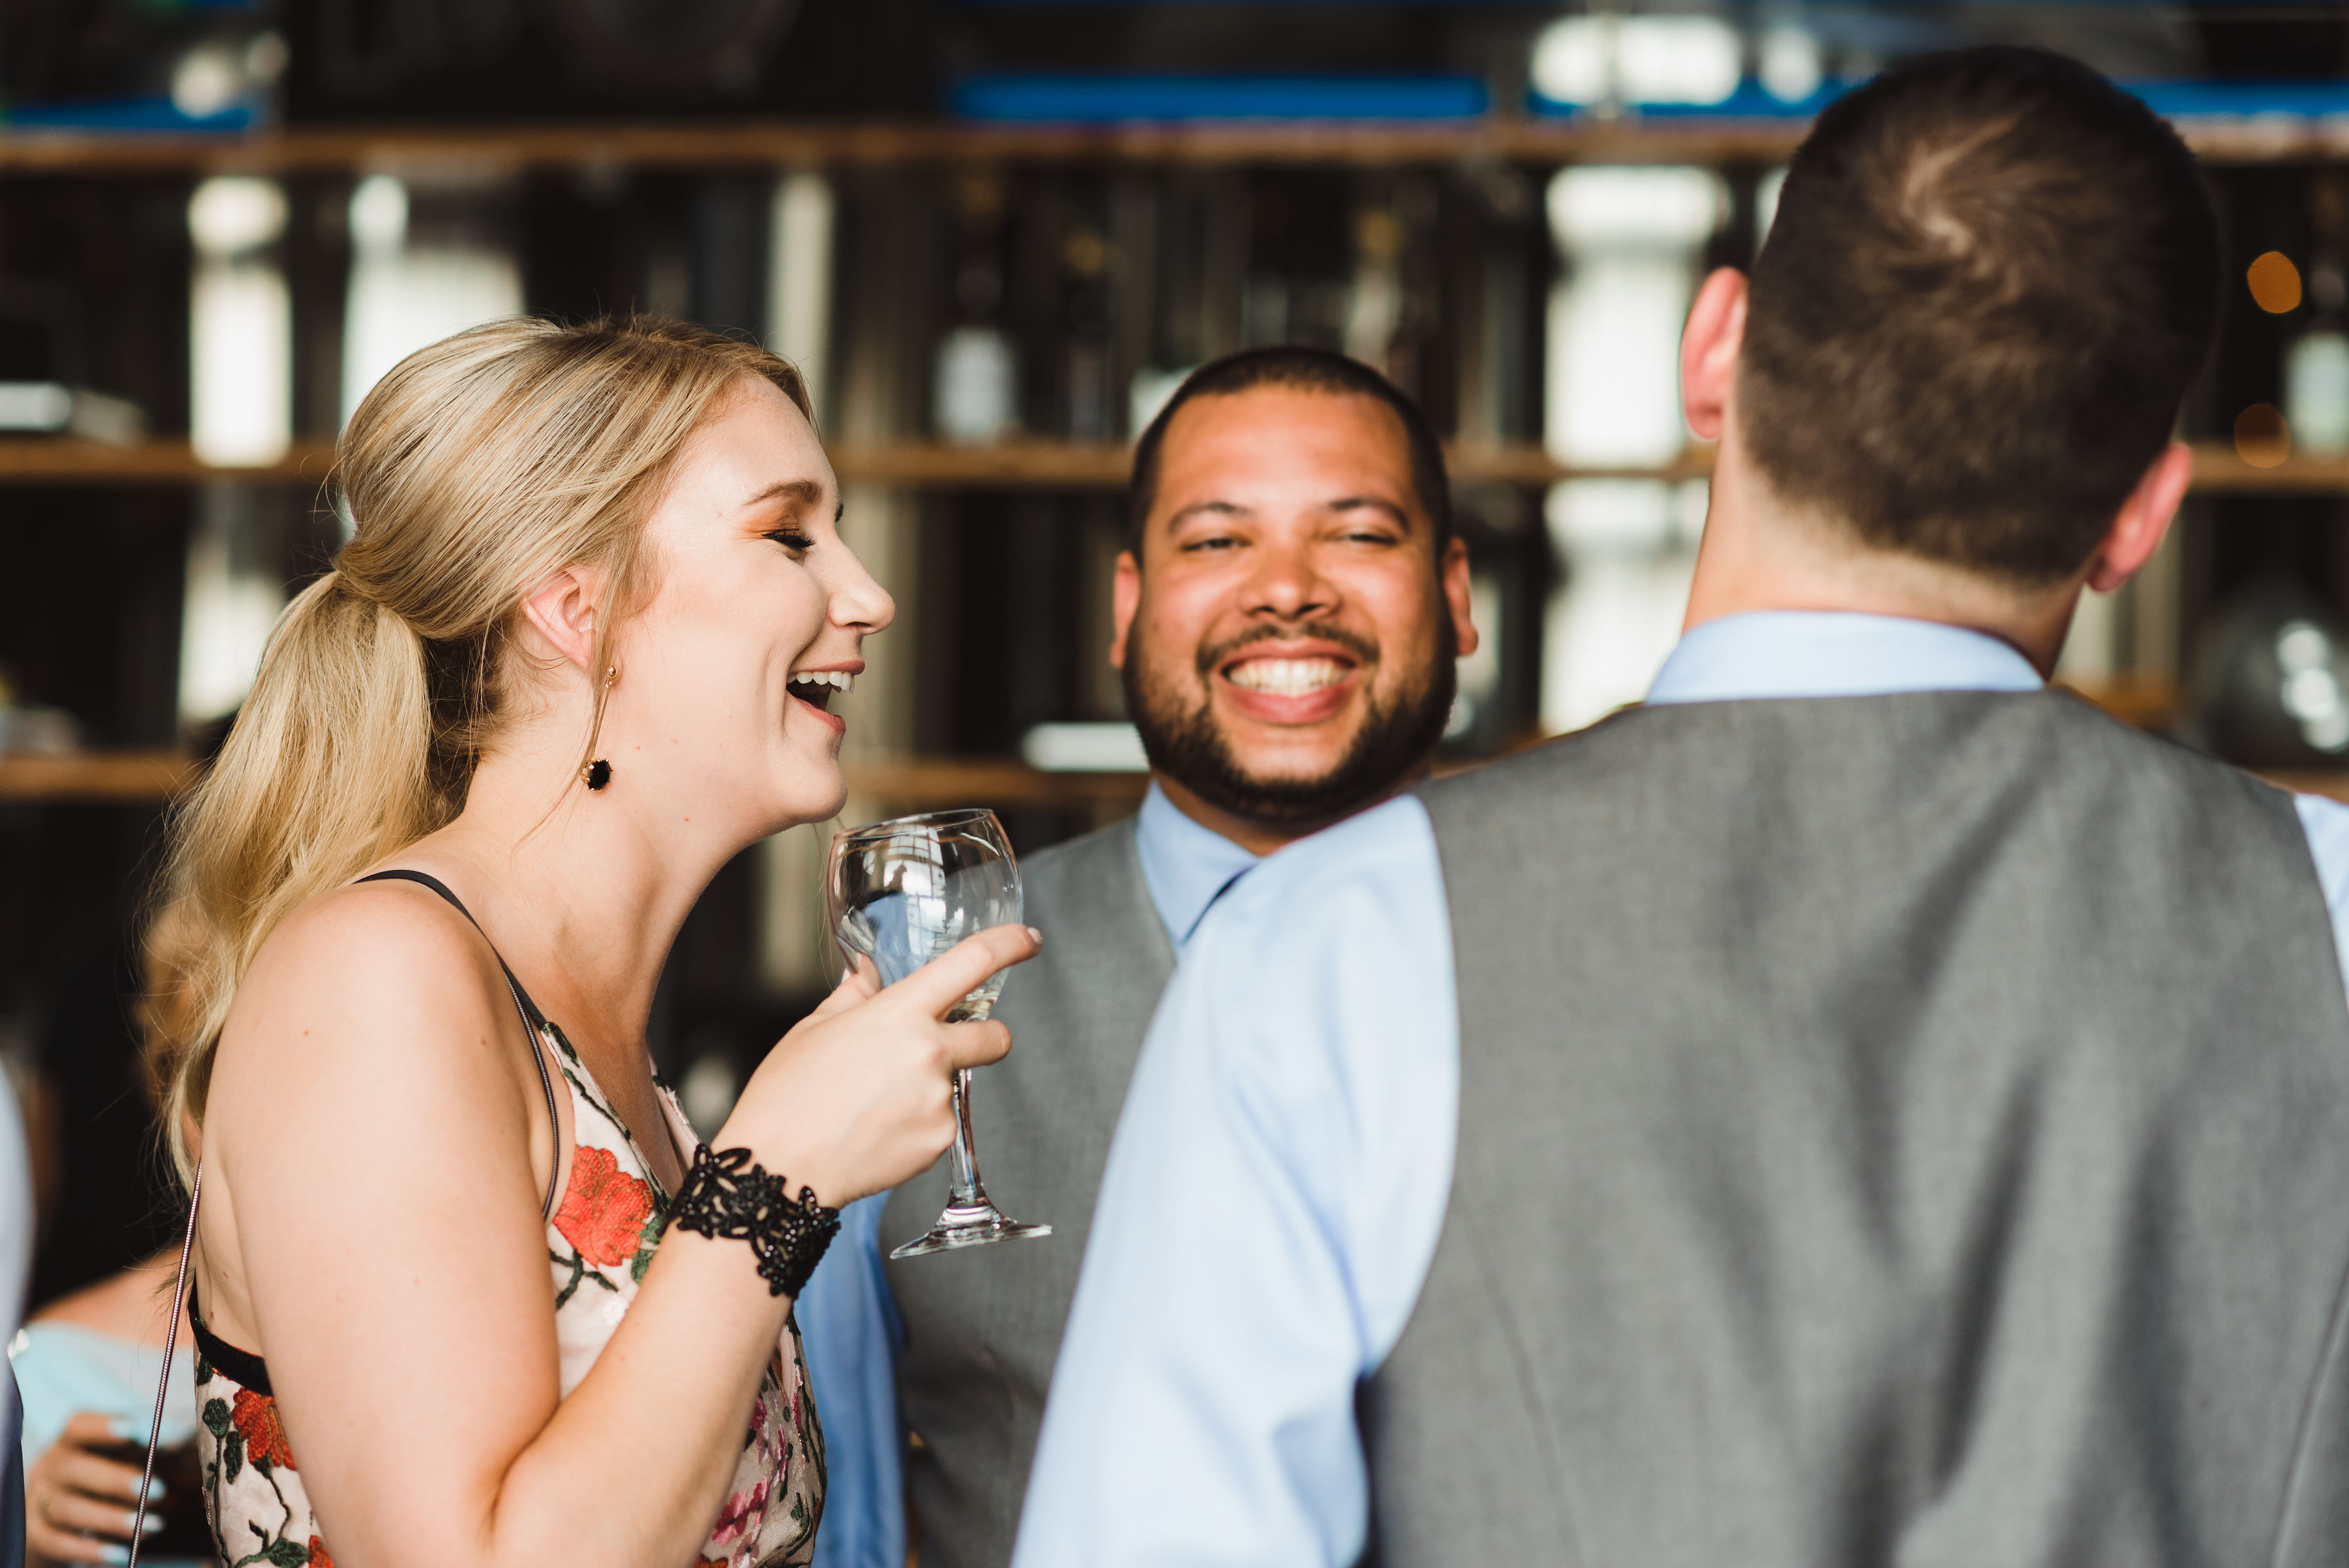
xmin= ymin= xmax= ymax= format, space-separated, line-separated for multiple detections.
xmin=4 ymin=112 xmax=2349 ymax=175
xmin=7 ymin=438 xmax=2349 ymax=493
xmin=0 ymin=748 xmax=1148 ymax=812
xmin=10 ymin=78 xmax=2349 ymax=1090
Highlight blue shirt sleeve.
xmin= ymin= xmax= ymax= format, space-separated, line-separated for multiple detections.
xmin=1011 ymin=797 xmax=1460 ymax=1568
xmin=2295 ymin=792 xmax=2349 ymax=1006
xmin=797 ymin=1194 xmax=904 ymax=1568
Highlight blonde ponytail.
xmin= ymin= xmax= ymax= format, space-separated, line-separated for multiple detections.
xmin=155 ymin=316 xmax=810 ymax=1179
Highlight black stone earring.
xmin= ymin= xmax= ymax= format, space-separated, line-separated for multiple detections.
xmin=579 ymin=664 xmax=617 ymax=792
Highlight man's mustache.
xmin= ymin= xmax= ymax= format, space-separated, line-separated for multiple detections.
xmin=1192 ymin=621 xmax=1381 ymax=681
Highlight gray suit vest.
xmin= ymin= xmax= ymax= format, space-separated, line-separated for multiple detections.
xmin=880 ymin=817 xmax=1174 ymax=1568
xmin=1372 ymin=690 xmax=2349 ymax=1567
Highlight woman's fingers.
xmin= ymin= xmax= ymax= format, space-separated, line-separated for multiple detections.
xmin=38 ymin=1481 xmax=148 ymax=1539
xmin=802 ymin=954 xmax=882 ymax=1022
xmin=939 ymin=1019 xmax=1013 ymax=1072
xmin=49 ymin=1445 xmax=149 ymax=1505
xmin=883 ymin=925 xmax=1041 ymax=1021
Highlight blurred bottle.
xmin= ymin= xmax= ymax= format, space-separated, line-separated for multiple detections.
xmin=934 ymin=176 xmax=1018 ymax=447
xmin=1063 ymin=222 xmax=1113 ymax=442
xmin=2288 ymin=174 xmax=2349 ymax=455
xmin=2190 ymin=578 xmax=2349 ymax=767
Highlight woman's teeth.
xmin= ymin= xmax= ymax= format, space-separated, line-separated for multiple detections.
xmin=1225 ymin=658 xmax=1347 ymax=696
xmin=789 ymin=671 xmax=854 ymax=710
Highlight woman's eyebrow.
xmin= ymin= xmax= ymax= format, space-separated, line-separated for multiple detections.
xmin=744 ymin=477 xmax=827 ymax=512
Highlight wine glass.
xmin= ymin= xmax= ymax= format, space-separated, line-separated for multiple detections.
xmin=827 ymin=808 xmax=1053 ymax=1259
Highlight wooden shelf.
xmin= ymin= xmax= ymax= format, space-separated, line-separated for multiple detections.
xmin=17 ymin=735 xmax=2349 ymax=814
xmin=0 ymin=437 xmax=335 ymax=485
xmin=0 ymin=749 xmax=1148 ymax=808
xmin=0 ymin=436 xmax=1715 ymax=491
xmin=2189 ymin=445 xmax=2349 ymax=495
xmin=0 ymin=750 xmax=196 ymax=803
xmin=8 ymin=438 xmax=2349 ymax=497
xmin=0 ymin=114 xmax=2340 ymax=179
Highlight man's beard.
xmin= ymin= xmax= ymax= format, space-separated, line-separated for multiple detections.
xmin=1122 ymin=615 xmax=1457 ymax=829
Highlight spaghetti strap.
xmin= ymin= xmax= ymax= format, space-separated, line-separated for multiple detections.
xmin=357 ymin=869 xmax=563 ymax=1219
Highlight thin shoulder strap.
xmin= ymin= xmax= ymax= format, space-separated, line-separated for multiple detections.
xmin=358 ymin=869 xmax=563 ymax=1219
xmin=127 ymin=1160 xmax=198 ymax=1568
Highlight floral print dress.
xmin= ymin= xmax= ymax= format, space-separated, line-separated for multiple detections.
xmin=192 ymin=1020 xmax=825 ymax=1568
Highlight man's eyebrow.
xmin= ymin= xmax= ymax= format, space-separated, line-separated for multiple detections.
xmin=1164 ymin=500 xmax=1252 ymax=527
xmin=1323 ymin=495 xmax=1415 ymax=529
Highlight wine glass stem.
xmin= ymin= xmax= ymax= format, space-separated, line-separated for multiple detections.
xmin=947 ymin=1068 xmax=986 ymax=1209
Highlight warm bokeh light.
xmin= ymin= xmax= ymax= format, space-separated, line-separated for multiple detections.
xmin=2249 ymin=251 xmax=2304 ymax=314
xmin=2236 ymin=402 xmax=2292 ymax=467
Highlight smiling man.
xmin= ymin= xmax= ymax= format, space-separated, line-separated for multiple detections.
xmin=797 ymin=346 xmax=1477 ymax=1568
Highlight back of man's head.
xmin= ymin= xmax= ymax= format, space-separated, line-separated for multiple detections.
xmin=1740 ymin=46 xmax=2220 ymax=584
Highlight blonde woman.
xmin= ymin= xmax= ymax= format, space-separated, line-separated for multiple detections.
xmin=153 ymin=316 xmax=1036 ymax=1568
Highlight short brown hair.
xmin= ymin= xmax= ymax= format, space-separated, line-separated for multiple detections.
xmin=1740 ymin=46 xmax=2219 ymax=583
xmin=1127 ymin=346 xmax=1451 ymax=556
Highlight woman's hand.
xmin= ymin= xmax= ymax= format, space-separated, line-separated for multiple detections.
xmin=718 ymin=923 xmax=1041 ymax=1207
xmin=25 ymin=1413 xmax=157 ymax=1567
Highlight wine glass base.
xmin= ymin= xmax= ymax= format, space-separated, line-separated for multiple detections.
xmin=890 ymin=1201 xmax=1054 ymax=1259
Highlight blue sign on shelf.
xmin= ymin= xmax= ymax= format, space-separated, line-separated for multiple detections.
xmin=954 ymin=74 xmax=1488 ymax=124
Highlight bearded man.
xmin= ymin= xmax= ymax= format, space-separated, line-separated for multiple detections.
xmin=797 ymin=346 xmax=1479 ymax=1568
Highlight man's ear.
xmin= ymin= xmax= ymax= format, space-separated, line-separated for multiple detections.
xmin=1109 ymin=549 xmax=1141 ymax=671
xmin=518 ymin=564 xmax=607 ymax=675
xmin=1680 ymin=267 xmax=1749 ymax=444
xmin=2084 ymin=441 xmax=2194 ymax=594
xmin=1441 ymin=536 xmax=1479 ymax=660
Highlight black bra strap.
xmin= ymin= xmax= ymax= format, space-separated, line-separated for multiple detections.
xmin=186 ymin=1285 xmax=272 ymax=1397
xmin=358 ymin=869 xmax=563 ymax=1219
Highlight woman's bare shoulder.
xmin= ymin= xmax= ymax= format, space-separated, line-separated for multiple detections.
xmin=217 ymin=878 xmax=524 ymax=1100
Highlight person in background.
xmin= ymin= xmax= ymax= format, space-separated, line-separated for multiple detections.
xmin=798 ymin=346 xmax=1479 ymax=1568
xmin=1019 ymin=48 xmax=2349 ymax=1568
xmin=3 ymin=1068 xmax=32 ymax=1568
xmin=14 ymin=906 xmax=208 ymax=1568
xmin=15 ymin=1252 xmax=204 ymax=1568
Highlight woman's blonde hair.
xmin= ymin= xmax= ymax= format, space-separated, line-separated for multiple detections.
xmin=153 ymin=315 xmax=809 ymax=1180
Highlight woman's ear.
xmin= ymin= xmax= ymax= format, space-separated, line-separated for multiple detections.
xmin=517 ymin=565 xmax=607 ymax=675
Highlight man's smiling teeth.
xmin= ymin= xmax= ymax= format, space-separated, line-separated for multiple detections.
xmin=1225 ymin=658 xmax=1346 ymax=696
xmin=789 ymin=670 xmax=855 ymax=694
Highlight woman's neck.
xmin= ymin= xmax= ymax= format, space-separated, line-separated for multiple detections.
xmin=395 ymin=736 xmax=744 ymax=1061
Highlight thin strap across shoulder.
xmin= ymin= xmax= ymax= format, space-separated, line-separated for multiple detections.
xmin=358 ymin=869 xmax=563 ymax=1219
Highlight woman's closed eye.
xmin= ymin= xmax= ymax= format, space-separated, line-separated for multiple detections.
xmin=764 ymin=527 xmax=816 ymax=556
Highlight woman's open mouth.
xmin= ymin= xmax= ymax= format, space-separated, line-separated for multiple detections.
xmin=788 ymin=669 xmax=854 ymax=732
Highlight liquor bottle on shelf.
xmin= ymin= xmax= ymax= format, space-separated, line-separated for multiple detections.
xmin=2288 ymin=174 xmax=2349 ymax=457
xmin=1062 ymin=219 xmax=1113 ymax=442
xmin=933 ymin=175 xmax=1019 ymax=448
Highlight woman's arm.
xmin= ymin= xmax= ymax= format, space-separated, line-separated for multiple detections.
xmin=203 ymin=886 xmax=1032 ymax=1568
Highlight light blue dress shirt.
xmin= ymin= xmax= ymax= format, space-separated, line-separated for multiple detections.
xmin=1011 ymin=610 xmax=2349 ymax=1568
xmin=799 ymin=781 xmax=1260 ymax=1568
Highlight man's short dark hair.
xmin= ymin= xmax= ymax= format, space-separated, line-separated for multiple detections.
xmin=1126 ymin=346 xmax=1451 ymax=557
xmin=1742 ymin=46 xmax=2220 ymax=583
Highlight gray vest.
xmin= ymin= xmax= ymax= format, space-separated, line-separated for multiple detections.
xmin=1371 ymin=690 xmax=2349 ymax=1567
xmin=880 ymin=817 xmax=1174 ymax=1568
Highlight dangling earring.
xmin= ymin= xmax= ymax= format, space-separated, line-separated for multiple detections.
xmin=579 ymin=665 xmax=617 ymax=792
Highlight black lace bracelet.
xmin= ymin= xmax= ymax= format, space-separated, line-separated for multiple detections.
xmin=666 ymin=1144 xmax=841 ymax=1299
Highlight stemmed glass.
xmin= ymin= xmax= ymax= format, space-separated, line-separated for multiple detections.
xmin=827 ymin=808 xmax=1053 ymax=1258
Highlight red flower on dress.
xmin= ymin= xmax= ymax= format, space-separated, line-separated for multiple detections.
xmin=555 ymin=1145 xmax=658 ymax=1267
xmin=230 ymin=1389 xmax=296 ymax=1473
xmin=307 ymin=1537 xmax=337 ymax=1568
xmin=709 ymin=1478 xmax=770 ymax=1547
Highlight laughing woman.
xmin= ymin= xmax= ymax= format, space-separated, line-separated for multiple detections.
xmin=151 ymin=317 xmax=1035 ymax=1568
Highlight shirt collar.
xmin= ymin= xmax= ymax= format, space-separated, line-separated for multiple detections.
xmin=1646 ymin=611 xmax=2044 ymax=706
xmin=1134 ymin=780 xmax=1263 ymax=951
